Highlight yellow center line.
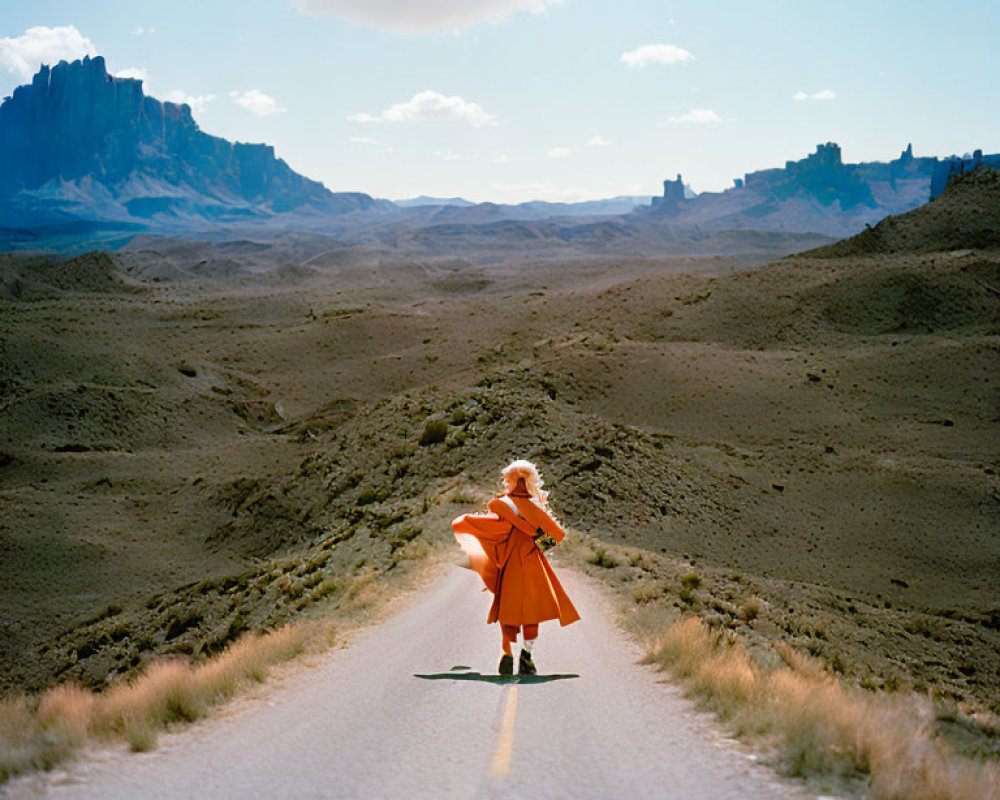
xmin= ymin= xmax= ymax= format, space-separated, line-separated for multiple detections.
xmin=488 ymin=685 xmax=519 ymax=779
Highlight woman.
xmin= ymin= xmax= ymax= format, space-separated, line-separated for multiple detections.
xmin=452 ymin=459 xmax=580 ymax=676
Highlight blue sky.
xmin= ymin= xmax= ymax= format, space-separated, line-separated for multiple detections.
xmin=1 ymin=0 xmax=997 ymax=202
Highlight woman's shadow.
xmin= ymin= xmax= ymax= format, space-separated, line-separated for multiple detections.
xmin=414 ymin=665 xmax=579 ymax=685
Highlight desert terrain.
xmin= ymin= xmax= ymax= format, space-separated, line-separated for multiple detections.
xmin=1 ymin=168 xmax=998 ymax=763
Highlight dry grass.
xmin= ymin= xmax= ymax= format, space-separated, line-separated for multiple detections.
xmin=642 ymin=614 xmax=1000 ymax=799
xmin=740 ymin=595 xmax=762 ymax=622
xmin=36 ymin=684 xmax=94 ymax=745
xmin=587 ymin=547 xmax=619 ymax=568
xmin=0 ymin=624 xmax=310 ymax=784
xmin=0 ymin=548 xmax=448 ymax=787
xmin=0 ymin=696 xmax=71 ymax=782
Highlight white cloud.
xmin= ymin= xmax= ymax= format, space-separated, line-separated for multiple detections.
xmin=793 ymin=89 xmax=836 ymax=101
xmin=350 ymin=136 xmax=378 ymax=144
xmin=435 ymin=150 xmax=468 ymax=161
xmin=0 ymin=25 xmax=97 ymax=79
xmin=350 ymin=90 xmax=495 ymax=127
xmin=585 ymin=135 xmax=611 ymax=147
xmin=546 ymin=146 xmax=572 ymax=158
xmin=295 ymin=0 xmax=562 ymax=34
xmin=231 ymin=89 xmax=287 ymax=116
xmin=620 ymin=43 xmax=693 ymax=68
xmin=666 ymin=108 xmax=720 ymax=124
xmin=131 ymin=27 xmax=156 ymax=35
xmin=164 ymin=90 xmax=217 ymax=114
xmin=115 ymin=67 xmax=148 ymax=82
xmin=493 ymin=154 xmax=515 ymax=164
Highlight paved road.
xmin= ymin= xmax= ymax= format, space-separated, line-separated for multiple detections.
xmin=8 ymin=567 xmax=819 ymax=800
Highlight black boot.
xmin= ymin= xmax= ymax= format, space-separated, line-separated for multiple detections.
xmin=498 ymin=653 xmax=514 ymax=676
xmin=518 ymin=648 xmax=537 ymax=676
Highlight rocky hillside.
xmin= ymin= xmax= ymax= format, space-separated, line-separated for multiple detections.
xmin=807 ymin=166 xmax=1000 ymax=257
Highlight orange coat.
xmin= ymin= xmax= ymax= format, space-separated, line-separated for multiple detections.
xmin=452 ymin=493 xmax=580 ymax=627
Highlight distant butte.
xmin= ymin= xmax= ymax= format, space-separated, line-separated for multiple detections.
xmin=0 ymin=56 xmax=381 ymax=234
xmin=646 ymin=141 xmax=1000 ymax=237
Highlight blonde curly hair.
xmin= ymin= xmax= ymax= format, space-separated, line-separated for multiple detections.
xmin=500 ymin=459 xmax=552 ymax=512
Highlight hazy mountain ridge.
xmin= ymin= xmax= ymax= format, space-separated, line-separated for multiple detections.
xmin=395 ymin=195 xmax=655 ymax=217
xmin=393 ymin=196 xmax=477 ymax=208
xmin=398 ymin=145 xmax=999 ymax=238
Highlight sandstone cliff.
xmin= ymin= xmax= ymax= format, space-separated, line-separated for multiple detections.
xmin=0 ymin=57 xmax=378 ymax=235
